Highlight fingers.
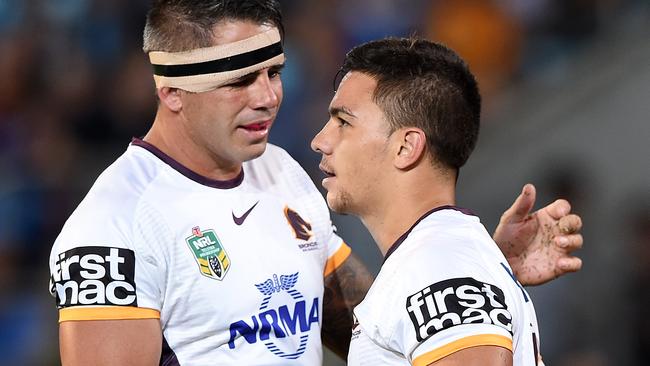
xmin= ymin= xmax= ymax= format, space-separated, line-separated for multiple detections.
xmin=555 ymin=226 xmax=583 ymax=275
xmin=545 ymin=199 xmax=571 ymax=220
xmin=557 ymin=257 xmax=582 ymax=273
xmin=554 ymin=234 xmax=583 ymax=250
xmin=502 ymin=183 xmax=537 ymax=224
xmin=558 ymin=214 xmax=582 ymax=234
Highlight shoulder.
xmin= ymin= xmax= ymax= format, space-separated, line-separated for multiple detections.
xmin=53 ymin=146 xmax=165 ymax=253
xmin=407 ymin=210 xmax=497 ymax=265
xmin=80 ymin=146 xmax=163 ymax=218
xmin=356 ymin=210 xmax=509 ymax=336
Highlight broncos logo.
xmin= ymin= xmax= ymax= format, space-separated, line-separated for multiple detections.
xmin=284 ymin=207 xmax=313 ymax=241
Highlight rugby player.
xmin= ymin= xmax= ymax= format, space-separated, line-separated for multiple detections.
xmin=312 ymin=38 xmax=581 ymax=365
xmin=49 ymin=1 xmax=582 ymax=365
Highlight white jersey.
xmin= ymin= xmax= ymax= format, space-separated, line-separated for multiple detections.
xmin=48 ymin=139 xmax=350 ymax=365
xmin=348 ymin=207 xmax=542 ymax=366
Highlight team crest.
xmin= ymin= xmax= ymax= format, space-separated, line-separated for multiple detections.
xmin=185 ymin=226 xmax=230 ymax=280
xmin=284 ymin=207 xmax=313 ymax=241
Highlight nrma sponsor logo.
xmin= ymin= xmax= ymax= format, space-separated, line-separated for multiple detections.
xmin=228 ymin=273 xmax=319 ymax=360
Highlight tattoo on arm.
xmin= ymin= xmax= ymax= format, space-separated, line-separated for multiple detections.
xmin=321 ymin=253 xmax=374 ymax=360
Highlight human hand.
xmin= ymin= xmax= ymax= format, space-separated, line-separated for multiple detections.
xmin=493 ymin=184 xmax=583 ymax=286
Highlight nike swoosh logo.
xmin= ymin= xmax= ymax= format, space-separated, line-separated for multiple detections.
xmin=232 ymin=201 xmax=259 ymax=225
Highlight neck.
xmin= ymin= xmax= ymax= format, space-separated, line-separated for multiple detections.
xmin=144 ymin=110 xmax=242 ymax=181
xmin=360 ymin=168 xmax=456 ymax=256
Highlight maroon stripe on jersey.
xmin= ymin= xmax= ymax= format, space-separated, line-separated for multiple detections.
xmin=131 ymin=138 xmax=244 ymax=189
xmin=160 ymin=336 xmax=180 ymax=366
xmin=383 ymin=205 xmax=477 ymax=263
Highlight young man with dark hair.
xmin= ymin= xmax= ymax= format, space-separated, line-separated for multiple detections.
xmin=312 ymin=38 xmax=569 ymax=365
xmin=49 ymin=1 xmax=581 ymax=365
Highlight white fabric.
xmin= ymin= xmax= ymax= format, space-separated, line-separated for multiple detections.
xmin=348 ymin=209 xmax=542 ymax=366
xmin=49 ymin=142 xmax=346 ymax=365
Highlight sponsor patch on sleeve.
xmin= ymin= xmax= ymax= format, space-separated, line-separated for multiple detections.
xmin=51 ymin=246 xmax=137 ymax=308
xmin=406 ymin=277 xmax=512 ymax=342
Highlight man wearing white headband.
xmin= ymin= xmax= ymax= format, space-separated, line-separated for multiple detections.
xmin=48 ymin=1 xmax=583 ymax=365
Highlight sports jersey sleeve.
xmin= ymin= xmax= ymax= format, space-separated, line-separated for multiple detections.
xmin=356 ymin=236 xmax=514 ymax=365
xmin=49 ymin=195 xmax=166 ymax=323
xmin=403 ymin=274 xmax=514 ymax=366
xmin=322 ymin=225 xmax=351 ymax=277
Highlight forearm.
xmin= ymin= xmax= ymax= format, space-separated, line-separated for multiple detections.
xmin=321 ymin=253 xmax=374 ymax=359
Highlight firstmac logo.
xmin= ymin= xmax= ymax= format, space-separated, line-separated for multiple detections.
xmin=406 ymin=277 xmax=512 ymax=341
xmin=51 ymin=246 xmax=137 ymax=308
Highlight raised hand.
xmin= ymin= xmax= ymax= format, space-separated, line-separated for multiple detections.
xmin=493 ymin=184 xmax=583 ymax=286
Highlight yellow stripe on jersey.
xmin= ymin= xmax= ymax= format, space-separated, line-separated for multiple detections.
xmin=218 ymin=250 xmax=230 ymax=269
xmin=323 ymin=242 xmax=352 ymax=277
xmin=412 ymin=334 xmax=513 ymax=366
xmin=59 ymin=306 xmax=160 ymax=323
xmin=197 ymin=258 xmax=212 ymax=275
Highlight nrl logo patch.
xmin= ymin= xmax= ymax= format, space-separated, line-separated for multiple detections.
xmin=186 ymin=226 xmax=230 ymax=280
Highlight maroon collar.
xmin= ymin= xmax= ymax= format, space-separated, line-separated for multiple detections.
xmin=383 ymin=205 xmax=476 ymax=262
xmin=131 ymin=137 xmax=244 ymax=189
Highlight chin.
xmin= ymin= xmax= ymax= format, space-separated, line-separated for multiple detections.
xmin=241 ymin=142 xmax=268 ymax=162
xmin=326 ymin=191 xmax=353 ymax=215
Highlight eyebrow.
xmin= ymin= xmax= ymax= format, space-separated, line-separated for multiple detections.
xmin=228 ymin=63 xmax=286 ymax=84
xmin=329 ymin=106 xmax=357 ymax=119
xmin=268 ymin=63 xmax=286 ymax=73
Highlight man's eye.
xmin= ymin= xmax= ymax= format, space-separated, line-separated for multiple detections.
xmin=338 ymin=118 xmax=350 ymax=127
xmin=269 ymin=68 xmax=283 ymax=78
xmin=224 ymin=76 xmax=256 ymax=88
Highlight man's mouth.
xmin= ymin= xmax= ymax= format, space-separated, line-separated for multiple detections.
xmin=240 ymin=120 xmax=271 ymax=131
xmin=318 ymin=163 xmax=336 ymax=190
xmin=319 ymin=164 xmax=335 ymax=178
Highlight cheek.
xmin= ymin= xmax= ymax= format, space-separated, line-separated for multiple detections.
xmin=217 ymin=96 xmax=245 ymax=119
xmin=204 ymin=89 xmax=248 ymax=120
xmin=341 ymin=148 xmax=377 ymax=186
xmin=355 ymin=145 xmax=388 ymax=183
xmin=186 ymin=101 xmax=231 ymax=138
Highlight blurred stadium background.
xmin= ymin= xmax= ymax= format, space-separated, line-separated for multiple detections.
xmin=0 ymin=0 xmax=648 ymax=365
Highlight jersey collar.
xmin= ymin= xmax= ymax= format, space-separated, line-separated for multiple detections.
xmin=131 ymin=137 xmax=244 ymax=189
xmin=383 ymin=205 xmax=477 ymax=263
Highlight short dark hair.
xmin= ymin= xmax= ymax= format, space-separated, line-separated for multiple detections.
xmin=340 ymin=37 xmax=481 ymax=171
xmin=143 ymin=0 xmax=284 ymax=53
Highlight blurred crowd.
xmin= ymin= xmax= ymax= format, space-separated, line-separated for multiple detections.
xmin=0 ymin=0 xmax=648 ymax=365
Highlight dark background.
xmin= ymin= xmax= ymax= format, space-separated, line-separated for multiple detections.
xmin=1 ymin=0 xmax=648 ymax=365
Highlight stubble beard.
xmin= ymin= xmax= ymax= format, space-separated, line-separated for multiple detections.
xmin=327 ymin=188 xmax=355 ymax=215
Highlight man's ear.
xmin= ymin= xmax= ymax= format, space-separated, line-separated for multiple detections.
xmin=157 ymin=87 xmax=183 ymax=112
xmin=393 ymin=127 xmax=427 ymax=170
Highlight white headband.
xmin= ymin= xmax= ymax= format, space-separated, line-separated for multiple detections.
xmin=149 ymin=28 xmax=284 ymax=92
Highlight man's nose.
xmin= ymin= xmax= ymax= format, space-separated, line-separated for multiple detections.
xmin=250 ymin=73 xmax=280 ymax=109
xmin=311 ymin=122 xmax=332 ymax=154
